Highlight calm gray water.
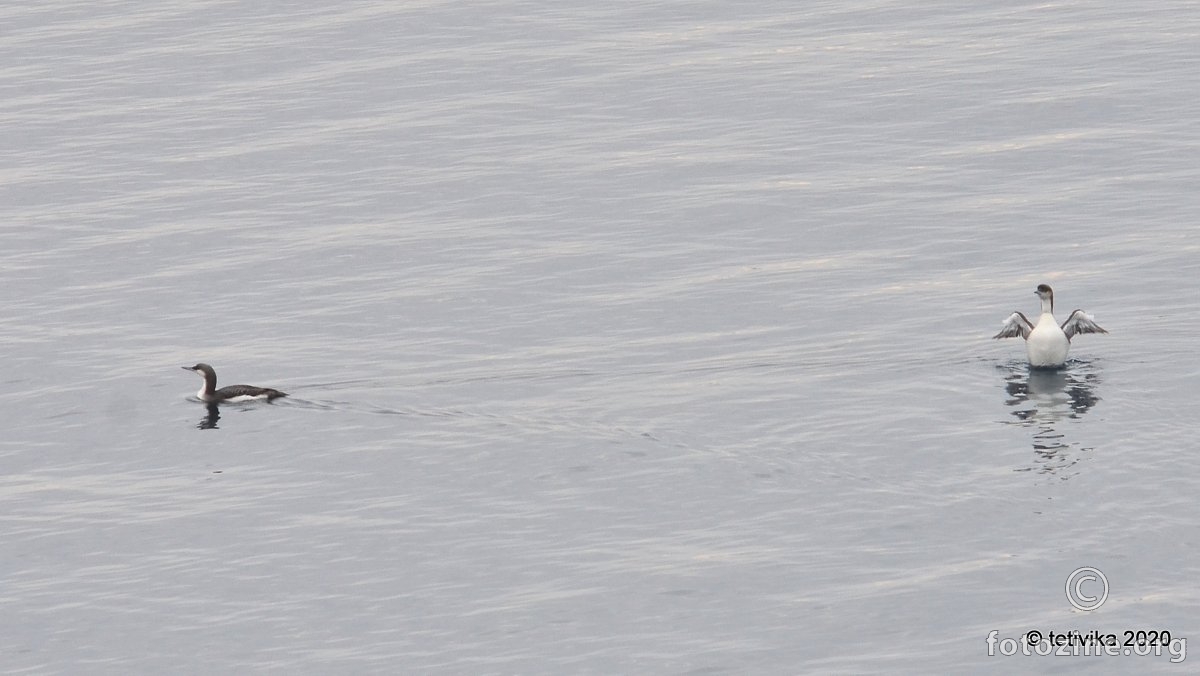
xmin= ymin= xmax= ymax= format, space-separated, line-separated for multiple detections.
xmin=3 ymin=1 xmax=1199 ymax=673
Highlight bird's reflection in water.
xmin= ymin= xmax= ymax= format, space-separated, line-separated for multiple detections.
xmin=999 ymin=360 xmax=1102 ymax=478
xmin=197 ymin=404 xmax=221 ymax=430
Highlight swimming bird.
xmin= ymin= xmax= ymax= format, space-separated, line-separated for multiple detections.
xmin=182 ymin=363 xmax=287 ymax=402
xmin=994 ymin=284 xmax=1108 ymax=368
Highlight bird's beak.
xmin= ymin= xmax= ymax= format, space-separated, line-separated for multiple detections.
xmin=181 ymin=366 xmax=193 ymax=371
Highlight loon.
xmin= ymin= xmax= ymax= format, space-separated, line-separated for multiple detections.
xmin=994 ymin=284 xmax=1108 ymax=368
xmin=182 ymin=363 xmax=287 ymax=402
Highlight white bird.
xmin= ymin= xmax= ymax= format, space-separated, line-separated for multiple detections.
xmin=994 ymin=284 xmax=1108 ymax=368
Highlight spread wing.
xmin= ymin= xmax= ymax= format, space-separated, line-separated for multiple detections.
xmin=1061 ymin=309 xmax=1108 ymax=341
xmin=994 ymin=311 xmax=1034 ymax=340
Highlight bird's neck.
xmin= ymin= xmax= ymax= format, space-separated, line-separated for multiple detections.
xmin=1039 ymin=295 xmax=1054 ymax=315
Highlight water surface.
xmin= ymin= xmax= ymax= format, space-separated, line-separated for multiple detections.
xmin=2 ymin=1 xmax=1199 ymax=673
